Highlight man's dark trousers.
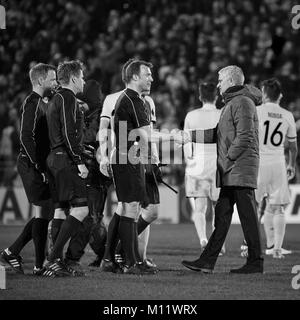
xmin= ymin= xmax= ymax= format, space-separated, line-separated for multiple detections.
xmin=200 ymin=186 xmax=263 ymax=268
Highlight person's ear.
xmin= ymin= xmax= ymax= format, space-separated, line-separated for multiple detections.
xmin=37 ymin=76 xmax=43 ymax=87
xmin=133 ymin=74 xmax=139 ymax=81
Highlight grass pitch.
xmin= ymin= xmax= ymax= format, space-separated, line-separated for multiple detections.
xmin=0 ymin=223 xmax=300 ymax=300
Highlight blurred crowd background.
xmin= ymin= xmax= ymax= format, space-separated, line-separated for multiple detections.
xmin=1 ymin=0 xmax=300 ymax=187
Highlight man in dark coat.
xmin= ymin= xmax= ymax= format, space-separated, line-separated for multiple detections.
xmin=182 ymin=65 xmax=264 ymax=274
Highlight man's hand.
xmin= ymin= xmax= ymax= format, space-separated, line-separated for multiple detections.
xmin=287 ymin=165 xmax=296 ymax=181
xmin=34 ymin=164 xmax=48 ymax=184
xmin=174 ymin=130 xmax=190 ymax=145
xmin=182 ymin=130 xmax=191 ymax=144
xmin=77 ymin=164 xmax=89 ymax=179
xmin=152 ymin=164 xmax=163 ymax=183
xmin=99 ymin=156 xmax=111 ymax=177
xmin=41 ymin=172 xmax=48 ymax=184
xmin=82 ymin=144 xmax=95 ymax=160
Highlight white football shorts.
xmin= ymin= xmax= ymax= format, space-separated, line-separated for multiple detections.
xmin=185 ymin=154 xmax=219 ymax=200
xmin=255 ymin=156 xmax=290 ymax=205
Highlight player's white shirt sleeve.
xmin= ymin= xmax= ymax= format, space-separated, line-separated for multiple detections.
xmin=98 ymin=90 xmax=124 ymax=162
xmin=184 ymin=112 xmax=193 ymax=160
xmin=184 ymin=112 xmax=191 ymax=130
xmin=100 ymin=96 xmax=112 ymax=120
xmin=286 ymin=111 xmax=297 ymax=141
xmin=100 ymin=90 xmax=124 ymax=120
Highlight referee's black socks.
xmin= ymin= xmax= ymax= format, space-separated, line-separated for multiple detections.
xmin=48 ymin=215 xmax=82 ymax=261
xmin=32 ymin=218 xmax=49 ymax=268
xmin=51 ymin=218 xmax=64 ymax=246
xmin=115 ymin=215 xmax=150 ymax=261
xmin=118 ymin=216 xmax=136 ymax=267
xmin=137 ymin=215 xmax=150 ymax=234
xmin=9 ymin=217 xmax=35 ymax=255
xmin=103 ymin=212 xmax=120 ymax=262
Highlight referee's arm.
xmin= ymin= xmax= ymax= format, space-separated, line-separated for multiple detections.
xmin=20 ymin=97 xmax=40 ymax=165
xmin=58 ymin=94 xmax=84 ymax=165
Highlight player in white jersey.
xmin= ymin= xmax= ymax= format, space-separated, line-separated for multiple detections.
xmin=256 ymin=78 xmax=297 ymax=259
xmin=184 ymin=83 xmax=225 ymax=254
xmin=98 ymin=90 xmax=124 ymax=167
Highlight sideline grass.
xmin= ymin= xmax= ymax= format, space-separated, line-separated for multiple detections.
xmin=0 ymin=224 xmax=299 ymax=300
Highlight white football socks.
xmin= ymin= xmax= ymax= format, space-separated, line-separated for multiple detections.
xmin=138 ymin=225 xmax=150 ymax=260
xmin=273 ymin=213 xmax=286 ymax=250
xmin=192 ymin=210 xmax=207 ymax=246
xmin=263 ymin=211 xmax=275 ymax=248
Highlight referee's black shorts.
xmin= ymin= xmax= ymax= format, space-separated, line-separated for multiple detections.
xmin=142 ymin=164 xmax=160 ymax=208
xmin=17 ymin=153 xmax=51 ymax=206
xmin=111 ymin=163 xmax=147 ymax=203
xmin=46 ymin=148 xmax=87 ymax=204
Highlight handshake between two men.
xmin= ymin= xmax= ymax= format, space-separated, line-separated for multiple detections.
xmin=98 ymin=127 xmax=195 ymax=178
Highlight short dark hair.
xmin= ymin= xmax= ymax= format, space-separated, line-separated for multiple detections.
xmin=199 ymin=82 xmax=217 ymax=103
xmin=122 ymin=59 xmax=153 ymax=84
xmin=57 ymin=60 xmax=83 ymax=85
xmin=29 ymin=63 xmax=56 ymax=86
xmin=262 ymin=78 xmax=282 ymax=101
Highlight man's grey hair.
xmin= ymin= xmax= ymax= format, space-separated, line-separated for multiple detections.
xmin=218 ymin=65 xmax=245 ymax=86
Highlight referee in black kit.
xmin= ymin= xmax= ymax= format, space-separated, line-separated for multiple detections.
xmin=63 ymin=79 xmax=110 ymax=269
xmin=0 ymin=63 xmax=57 ymax=275
xmin=110 ymin=60 xmax=153 ymax=275
xmin=100 ymin=59 xmax=187 ymax=274
xmin=44 ymin=60 xmax=89 ymax=277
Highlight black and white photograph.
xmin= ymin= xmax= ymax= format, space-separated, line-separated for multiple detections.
xmin=0 ymin=0 xmax=300 ymax=310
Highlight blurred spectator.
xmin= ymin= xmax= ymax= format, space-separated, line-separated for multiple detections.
xmin=0 ymin=107 xmax=20 ymax=186
xmin=0 ymin=0 xmax=300 ymax=184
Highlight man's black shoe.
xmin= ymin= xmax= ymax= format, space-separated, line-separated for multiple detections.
xmin=123 ymin=264 xmax=143 ymax=275
xmin=181 ymin=259 xmax=213 ymax=274
xmin=123 ymin=263 xmax=157 ymax=275
xmin=33 ymin=266 xmax=55 ymax=277
xmin=99 ymin=259 xmax=122 ymax=273
xmin=44 ymin=258 xmax=72 ymax=277
xmin=137 ymin=262 xmax=158 ymax=274
xmin=230 ymin=264 xmax=263 ymax=274
xmin=64 ymin=259 xmax=85 ymax=276
xmin=88 ymin=256 xmax=101 ymax=267
xmin=0 ymin=250 xmax=24 ymax=274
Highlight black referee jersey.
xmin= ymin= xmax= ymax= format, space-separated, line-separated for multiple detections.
xmin=19 ymin=91 xmax=50 ymax=170
xmin=46 ymin=88 xmax=84 ymax=165
xmin=113 ymin=88 xmax=151 ymax=157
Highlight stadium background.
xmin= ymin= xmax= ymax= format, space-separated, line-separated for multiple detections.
xmin=0 ymin=0 xmax=300 ymax=224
